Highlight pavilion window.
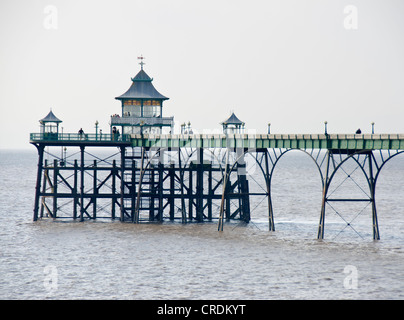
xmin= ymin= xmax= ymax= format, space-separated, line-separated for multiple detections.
xmin=43 ymin=124 xmax=57 ymax=134
xmin=123 ymin=105 xmax=141 ymax=117
xmin=142 ymin=127 xmax=161 ymax=134
xmin=152 ymin=105 xmax=161 ymax=117
xmin=123 ymin=126 xmax=142 ymax=134
xmin=143 ymin=105 xmax=153 ymax=117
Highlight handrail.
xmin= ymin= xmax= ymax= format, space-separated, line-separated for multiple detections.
xmin=30 ymin=132 xmax=131 ymax=142
xmin=30 ymin=132 xmax=404 ymax=150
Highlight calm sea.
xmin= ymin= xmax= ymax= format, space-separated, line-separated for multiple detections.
xmin=0 ymin=149 xmax=403 ymax=300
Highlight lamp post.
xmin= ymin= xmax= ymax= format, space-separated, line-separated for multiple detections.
xmin=324 ymin=121 xmax=328 ymax=135
xmin=63 ymin=147 xmax=67 ymax=166
xmin=267 ymin=123 xmax=271 ymax=134
xmin=95 ymin=120 xmax=99 ymax=140
xmin=371 ymin=122 xmax=375 ymax=134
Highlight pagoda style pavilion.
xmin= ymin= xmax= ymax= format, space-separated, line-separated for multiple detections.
xmin=39 ymin=109 xmax=62 ymax=139
xmin=221 ymin=112 xmax=245 ymax=134
xmin=111 ymin=56 xmax=174 ymax=135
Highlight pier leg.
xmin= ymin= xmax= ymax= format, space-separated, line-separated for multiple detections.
xmin=178 ymin=150 xmax=186 ymax=223
xmin=208 ymin=166 xmax=212 ymax=221
xmin=225 ymin=178 xmax=231 ymax=221
xmin=135 ymin=147 xmax=145 ymax=224
xmin=236 ymin=152 xmax=250 ymax=223
xmin=93 ymin=160 xmax=97 ymax=219
xmin=40 ymin=164 xmax=48 ymax=219
xmin=264 ymin=150 xmax=275 ymax=231
xmin=73 ymin=160 xmax=78 ymax=219
xmin=317 ymin=150 xmax=331 ymax=240
xmin=188 ymin=170 xmax=193 ymax=220
xmin=33 ymin=144 xmax=45 ymax=221
xmin=150 ymin=166 xmax=155 ymax=221
xmin=158 ymin=162 xmax=164 ymax=222
xmin=111 ymin=160 xmax=116 ymax=219
xmin=80 ymin=146 xmax=85 ymax=222
xmin=239 ymin=174 xmax=250 ymax=222
xmin=218 ymin=149 xmax=230 ymax=231
xmin=368 ymin=152 xmax=380 ymax=240
xmin=131 ymin=160 xmax=136 ymax=222
xmin=169 ymin=164 xmax=175 ymax=220
xmin=120 ymin=147 xmax=125 ymax=222
xmin=53 ymin=159 xmax=58 ymax=219
xmin=196 ymin=148 xmax=204 ymax=222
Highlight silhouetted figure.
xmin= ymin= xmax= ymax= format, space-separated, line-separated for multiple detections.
xmin=112 ymin=126 xmax=117 ymax=140
xmin=356 ymin=128 xmax=362 ymax=134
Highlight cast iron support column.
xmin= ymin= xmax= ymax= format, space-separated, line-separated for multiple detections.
xmin=264 ymin=149 xmax=275 ymax=231
xmin=80 ymin=146 xmax=85 ymax=222
xmin=218 ymin=148 xmax=230 ymax=231
xmin=111 ymin=160 xmax=116 ymax=219
xmin=368 ymin=152 xmax=380 ymax=240
xmin=131 ymin=160 xmax=136 ymax=222
xmin=169 ymin=164 xmax=175 ymax=220
xmin=178 ymin=150 xmax=186 ymax=223
xmin=53 ymin=159 xmax=58 ymax=219
xmin=135 ymin=147 xmax=145 ymax=224
xmin=196 ymin=148 xmax=204 ymax=222
xmin=318 ymin=150 xmax=331 ymax=240
xmin=120 ymin=147 xmax=125 ymax=221
xmin=150 ymin=166 xmax=155 ymax=221
xmin=188 ymin=169 xmax=193 ymax=220
xmin=208 ymin=165 xmax=212 ymax=221
xmin=225 ymin=176 xmax=231 ymax=221
xmin=158 ymin=162 xmax=164 ymax=222
xmin=40 ymin=161 xmax=48 ymax=219
xmin=93 ymin=160 xmax=97 ymax=219
xmin=33 ymin=144 xmax=45 ymax=221
xmin=73 ymin=160 xmax=78 ymax=219
xmin=236 ymin=150 xmax=250 ymax=223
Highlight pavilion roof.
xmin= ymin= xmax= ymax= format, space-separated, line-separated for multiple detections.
xmin=221 ymin=112 xmax=244 ymax=126
xmin=115 ymin=69 xmax=169 ymax=101
xmin=40 ymin=110 xmax=62 ymax=123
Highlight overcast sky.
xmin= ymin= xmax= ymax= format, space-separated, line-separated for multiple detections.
xmin=1 ymin=0 xmax=403 ymax=149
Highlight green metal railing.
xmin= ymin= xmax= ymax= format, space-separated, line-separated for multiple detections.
xmin=129 ymin=133 xmax=404 ymax=150
xmin=30 ymin=132 xmax=404 ymax=150
xmin=30 ymin=133 xmax=131 ymax=143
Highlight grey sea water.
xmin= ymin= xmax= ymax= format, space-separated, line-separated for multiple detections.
xmin=0 ymin=149 xmax=403 ymax=300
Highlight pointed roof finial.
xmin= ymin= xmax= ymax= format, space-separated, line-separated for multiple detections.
xmin=138 ymin=55 xmax=145 ymax=70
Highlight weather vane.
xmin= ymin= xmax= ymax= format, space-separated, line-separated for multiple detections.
xmin=138 ymin=55 xmax=145 ymax=70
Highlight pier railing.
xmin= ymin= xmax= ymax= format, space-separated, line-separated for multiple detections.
xmin=130 ymin=133 xmax=404 ymax=150
xmin=30 ymin=133 xmax=131 ymax=143
xmin=30 ymin=132 xmax=404 ymax=150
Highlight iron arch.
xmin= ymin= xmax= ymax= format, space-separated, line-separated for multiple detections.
xmin=374 ymin=150 xmax=404 ymax=186
xmin=218 ymin=147 xmax=325 ymax=230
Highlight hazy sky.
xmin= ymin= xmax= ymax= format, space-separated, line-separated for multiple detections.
xmin=1 ymin=0 xmax=403 ymax=149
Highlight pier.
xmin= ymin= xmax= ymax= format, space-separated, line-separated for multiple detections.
xmin=30 ymin=59 xmax=404 ymax=240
